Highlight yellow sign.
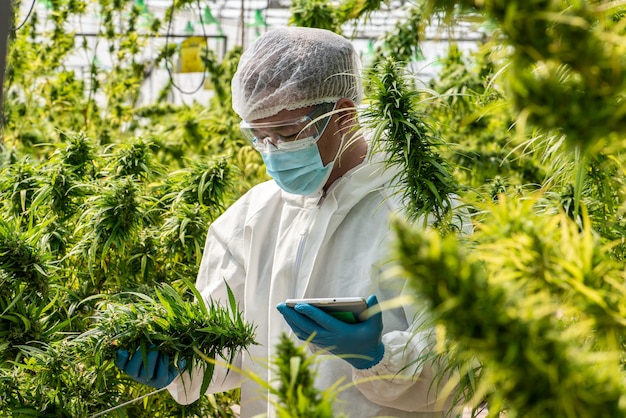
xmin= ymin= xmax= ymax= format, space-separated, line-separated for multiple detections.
xmin=178 ymin=36 xmax=205 ymax=73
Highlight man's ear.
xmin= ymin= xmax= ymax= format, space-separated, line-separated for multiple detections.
xmin=335 ymin=97 xmax=357 ymax=128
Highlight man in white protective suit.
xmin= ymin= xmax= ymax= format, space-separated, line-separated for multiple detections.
xmin=115 ymin=26 xmax=473 ymax=417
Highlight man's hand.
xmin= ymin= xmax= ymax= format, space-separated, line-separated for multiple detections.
xmin=115 ymin=346 xmax=186 ymax=389
xmin=277 ymin=294 xmax=384 ymax=369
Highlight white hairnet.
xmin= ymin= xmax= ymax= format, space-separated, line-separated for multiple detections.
xmin=232 ymin=27 xmax=364 ymax=122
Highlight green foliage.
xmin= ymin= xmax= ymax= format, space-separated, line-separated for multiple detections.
xmin=369 ymin=4 xmax=426 ymax=67
xmin=4 ymin=0 xmax=626 ymax=416
xmin=364 ymin=57 xmax=459 ymax=226
xmin=1 ymin=2 xmax=258 ymax=411
xmin=0 ymin=220 xmax=58 ymax=365
xmin=0 ymin=157 xmax=41 ymax=218
xmin=393 ymin=197 xmax=626 ymax=417
xmin=289 ymin=0 xmax=342 ymax=32
xmin=0 ymin=132 xmax=242 ymax=415
xmin=272 ymin=334 xmax=345 ymax=418
xmin=426 ymin=0 xmax=626 ymax=154
xmin=371 ymin=5 xmax=626 ymax=415
xmin=4 ymin=341 xmax=123 ymax=417
xmin=2 ymin=339 xmax=235 ymax=417
xmin=424 ymin=6 xmax=626 ymax=261
xmin=289 ymin=0 xmax=388 ymax=33
xmin=339 ymin=0 xmax=386 ymax=20
xmin=76 ymin=281 xmax=256 ymax=395
xmin=5 ymin=0 xmax=162 ymax=148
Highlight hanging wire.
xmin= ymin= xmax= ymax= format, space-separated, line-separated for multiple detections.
xmin=12 ymin=0 xmax=37 ymax=31
xmin=163 ymin=0 xmax=209 ymax=95
xmin=88 ymin=386 xmax=169 ymax=418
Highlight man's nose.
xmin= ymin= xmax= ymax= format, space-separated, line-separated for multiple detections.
xmin=261 ymin=135 xmax=280 ymax=148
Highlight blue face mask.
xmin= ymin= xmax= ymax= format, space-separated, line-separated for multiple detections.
xmin=261 ymin=144 xmax=334 ymax=195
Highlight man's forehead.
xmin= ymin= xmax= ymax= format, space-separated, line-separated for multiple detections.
xmin=251 ymin=105 xmax=315 ymax=124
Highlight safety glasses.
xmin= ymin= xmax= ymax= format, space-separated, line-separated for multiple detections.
xmin=240 ymin=102 xmax=336 ymax=152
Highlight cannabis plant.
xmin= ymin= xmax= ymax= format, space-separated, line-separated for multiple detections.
xmin=368 ymin=4 xmax=426 ymax=69
xmin=76 ymin=281 xmax=256 ymax=397
xmin=426 ymin=0 xmax=626 ymax=154
xmin=0 ymin=127 xmax=245 ymax=415
xmin=394 ymin=195 xmax=626 ymax=417
xmin=272 ymin=335 xmax=345 ymax=418
xmin=363 ymin=57 xmax=459 ymax=227
xmin=0 ymin=216 xmax=64 ymax=332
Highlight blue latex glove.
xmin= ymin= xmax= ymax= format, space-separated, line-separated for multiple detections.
xmin=277 ymin=294 xmax=384 ymax=369
xmin=114 ymin=346 xmax=186 ymax=389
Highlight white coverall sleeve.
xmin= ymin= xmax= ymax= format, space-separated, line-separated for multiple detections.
xmin=168 ymin=351 xmax=243 ymax=405
xmin=351 ymin=197 xmax=472 ymax=413
xmin=352 ymin=328 xmax=453 ymax=412
xmin=167 ymin=197 xmax=249 ymax=405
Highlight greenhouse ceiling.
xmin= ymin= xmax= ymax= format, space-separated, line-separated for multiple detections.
xmin=4 ymin=0 xmax=486 ymax=107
